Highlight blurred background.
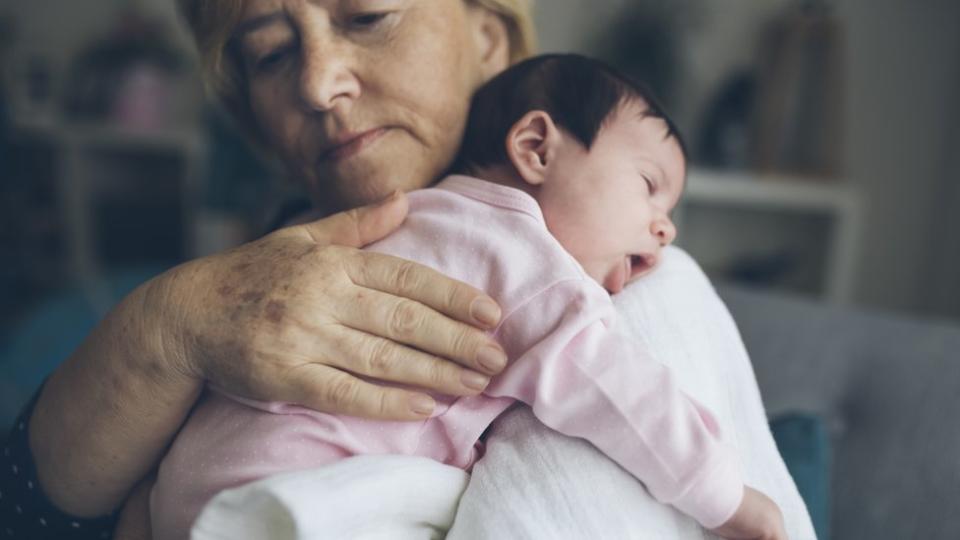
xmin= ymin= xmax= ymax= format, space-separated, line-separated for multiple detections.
xmin=1 ymin=0 xmax=958 ymax=538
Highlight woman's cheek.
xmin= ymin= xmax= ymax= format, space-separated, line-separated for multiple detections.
xmin=251 ymin=78 xmax=297 ymax=140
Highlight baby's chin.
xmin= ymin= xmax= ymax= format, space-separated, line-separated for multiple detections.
xmin=596 ymin=259 xmax=630 ymax=295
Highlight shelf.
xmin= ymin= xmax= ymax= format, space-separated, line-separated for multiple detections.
xmin=685 ymin=168 xmax=858 ymax=213
xmin=11 ymin=119 xmax=205 ymax=155
xmin=676 ymin=168 xmax=863 ymax=304
xmin=9 ymin=118 xmax=209 ymax=291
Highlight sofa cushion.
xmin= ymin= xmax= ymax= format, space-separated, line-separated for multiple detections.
xmin=719 ymin=284 xmax=960 ymax=540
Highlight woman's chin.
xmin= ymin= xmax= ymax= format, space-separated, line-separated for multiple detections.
xmin=311 ymin=166 xmax=428 ymax=210
xmin=315 ymin=149 xmax=449 ymax=209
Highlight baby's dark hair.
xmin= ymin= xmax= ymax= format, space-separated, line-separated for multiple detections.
xmin=452 ymin=53 xmax=686 ymax=174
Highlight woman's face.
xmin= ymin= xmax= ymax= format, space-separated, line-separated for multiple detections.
xmin=235 ymin=0 xmax=509 ymax=210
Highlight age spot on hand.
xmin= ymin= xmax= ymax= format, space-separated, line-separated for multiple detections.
xmin=295 ymin=244 xmax=318 ymax=261
xmin=265 ymin=300 xmax=287 ymax=323
xmin=241 ymin=290 xmax=266 ymax=304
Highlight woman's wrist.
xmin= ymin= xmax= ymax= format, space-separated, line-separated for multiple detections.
xmin=139 ymin=260 xmax=207 ymax=382
xmin=29 ymin=266 xmax=204 ymax=516
xmin=102 ymin=262 xmax=206 ymax=402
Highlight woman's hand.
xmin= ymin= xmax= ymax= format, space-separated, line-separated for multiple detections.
xmin=168 ymin=190 xmax=506 ymax=420
xmin=28 ymin=190 xmax=503 ymax=518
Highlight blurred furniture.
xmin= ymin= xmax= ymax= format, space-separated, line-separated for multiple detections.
xmin=751 ymin=1 xmax=844 ymax=178
xmin=719 ymin=283 xmax=960 ymax=540
xmin=8 ymin=120 xmax=206 ymax=301
xmin=677 ymin=168 xmax=861 ymax=303
xmin=768 ymin=413 xmax=830 ymax=539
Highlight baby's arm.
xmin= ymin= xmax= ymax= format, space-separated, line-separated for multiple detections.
xmin=488 ymin=279 xmax=757 ymax=530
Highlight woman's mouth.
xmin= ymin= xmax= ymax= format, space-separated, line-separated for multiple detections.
xmin=319 ymin=128 xmax=389 ymax=163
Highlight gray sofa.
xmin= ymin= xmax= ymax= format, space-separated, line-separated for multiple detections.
xmin=719 ymin=285 xmax=960 ymax=540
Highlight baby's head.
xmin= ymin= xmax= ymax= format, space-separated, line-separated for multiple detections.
xmin=454 ymin=54 xmax=687 ymax=294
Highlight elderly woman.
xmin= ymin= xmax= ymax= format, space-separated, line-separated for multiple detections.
xmin=1 ymin=1 xmax=813 ymax=539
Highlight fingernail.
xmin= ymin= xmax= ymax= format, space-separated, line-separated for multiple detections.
xmin=410 ymin=395 xmax=435 ymax=416
xmin=477 ymin=346 xmax=507 ymax=374
xmin=461 ymin=371 xmax=490 ymax=391
xmin=470 ymin=298 xmax=501 ymax=327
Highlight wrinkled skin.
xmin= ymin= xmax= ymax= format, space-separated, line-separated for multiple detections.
xmin=174 ymin=194 xmax=508 ymax=418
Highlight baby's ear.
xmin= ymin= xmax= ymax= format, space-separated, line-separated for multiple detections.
xmin=506 ymin=110 xmax=561 ymax=186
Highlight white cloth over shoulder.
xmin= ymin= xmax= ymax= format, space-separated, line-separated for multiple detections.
xmin=190 ymin=246 xmax=816 ymax=540
xmin=190 ymin=455 xmax=469 ymax=540
xmin=447 ymin=246 xmax=816 ymax=539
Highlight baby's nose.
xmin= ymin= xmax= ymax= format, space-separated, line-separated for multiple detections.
xmin=651 ymin=217 xmax=677 ymax=246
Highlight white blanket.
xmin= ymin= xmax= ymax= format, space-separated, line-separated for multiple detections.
xmin=190 ymin=455 xmax=470 ymax=540
xmin=191 ymin=247 xmax=817 ymax=540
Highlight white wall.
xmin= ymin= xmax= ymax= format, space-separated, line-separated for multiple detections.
xmin=918 ymin=30 xmax=960 ymax=320
xmin=834 ymin=0 xmax=960 ymax=315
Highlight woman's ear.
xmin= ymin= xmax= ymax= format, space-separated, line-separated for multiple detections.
xmin=506 ymin=110 xmax=561 ymax=187
xmin=467 ymin=7 xmax=510 ymax=82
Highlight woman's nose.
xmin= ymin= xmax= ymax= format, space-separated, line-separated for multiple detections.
xmin=651 ymin=216 xmax=677 ymax=246
xmin=298 ymin=40 xmax=361 ymax=112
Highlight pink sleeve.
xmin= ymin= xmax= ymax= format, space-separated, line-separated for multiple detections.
xmin=486 ymin=279 xmax=744 ymax=529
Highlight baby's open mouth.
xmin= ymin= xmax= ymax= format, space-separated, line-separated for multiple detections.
xmin=629 ymin=254 xmax=655 ymax=277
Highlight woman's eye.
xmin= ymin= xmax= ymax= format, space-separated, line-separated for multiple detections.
xmin=255 ymin=45 xmax=295 ymax=73
xmin=349 ymin=12 xmax=389 ymax=29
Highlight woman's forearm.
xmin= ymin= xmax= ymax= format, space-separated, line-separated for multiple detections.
xmin=28 ymin=270 xmax=202 ymax=517
xmin=21 ymin=197 xmax=508 ymax=519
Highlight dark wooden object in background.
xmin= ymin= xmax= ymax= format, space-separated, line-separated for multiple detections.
xmin=752 ymin=2 xmax=845 ymax=179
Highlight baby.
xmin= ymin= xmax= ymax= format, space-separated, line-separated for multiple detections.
xmin=151 ymin=54 xmax=784 ymax=539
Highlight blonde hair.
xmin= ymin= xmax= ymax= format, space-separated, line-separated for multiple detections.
xmin=176 ymin=0 xmax=536 ymax=133
xmin=473 ymin=0 xmax=537 ymax=65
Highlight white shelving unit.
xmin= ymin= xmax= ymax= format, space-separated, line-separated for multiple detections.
xmin=676 ymin=168 xmax=862 ymax=303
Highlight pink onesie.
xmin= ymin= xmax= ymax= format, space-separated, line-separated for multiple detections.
xmin=151 ymin=175 xmax=744 ymax=538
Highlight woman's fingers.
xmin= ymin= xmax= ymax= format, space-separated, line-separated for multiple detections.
xmin=347 ymin=250 xmax=503 ymax=329
xmin=284 ymin=363 xmax=438 ymax=421
xmin=341 ymin=285 xmax=508 ymax=377
xmin=184 ymin=199 xmax=508 ymax=419
xmin=297 ymin=190 xmax=408 ymax=247
xmin=323 ymin=327 xmax=491 ymax=396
